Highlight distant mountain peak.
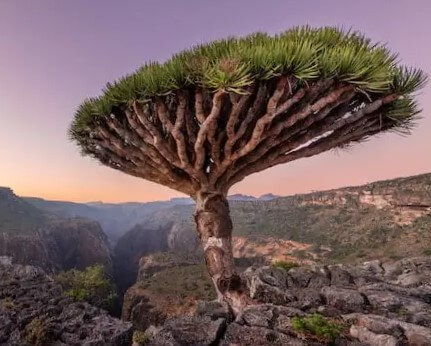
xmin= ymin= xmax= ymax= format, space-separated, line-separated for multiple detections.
xmin=259 ymin=193 xmax=280 ymax=201
xmin=227 ymin=194 xmax=257 ymax=201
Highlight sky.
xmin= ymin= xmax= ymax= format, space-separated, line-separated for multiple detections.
xmin=0 ymin=0 xmax=430 ymax=203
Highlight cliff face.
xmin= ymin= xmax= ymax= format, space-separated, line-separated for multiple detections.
xmin=41 ymin=218 xmax=113 ymax=272
xmin=113 ymin=224 xmax=171 ymax=292
xmin=0 ymin=188 xmax=113 ymax=274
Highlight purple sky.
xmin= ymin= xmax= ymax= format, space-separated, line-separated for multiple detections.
xmin=1 ymin=0 xmax=430 ymax=202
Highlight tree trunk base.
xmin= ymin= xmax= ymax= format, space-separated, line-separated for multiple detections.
xmin=194 ymin=191 xmax=253 ymax=315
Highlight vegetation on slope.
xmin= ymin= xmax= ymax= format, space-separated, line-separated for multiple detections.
xmin=55 ymin=265 xmax=118 ymax=313
xmin=0 ymin=187 xmax=48 ymax=233
xmin=141 ymin=173 xmax=431 ymax=263
xmin=137 ymin=263 xmax=216 ymax=316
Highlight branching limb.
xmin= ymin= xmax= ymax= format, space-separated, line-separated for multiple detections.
xmin=194 ymin=90 xmax=225 ymax=171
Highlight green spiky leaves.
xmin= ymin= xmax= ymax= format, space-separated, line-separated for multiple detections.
xmin=70 ymin=26 xmax=426 ymax=141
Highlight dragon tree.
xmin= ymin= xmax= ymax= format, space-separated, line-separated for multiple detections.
xmin=70 ymin=27 xmax=426 ymax=313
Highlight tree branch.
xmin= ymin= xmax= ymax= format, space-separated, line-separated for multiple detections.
xmin=194 ymin=90 xmax=225 ymax=171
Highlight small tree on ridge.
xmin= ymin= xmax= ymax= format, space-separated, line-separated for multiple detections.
xmin=70 ymin=27 xmax=426 ymax=313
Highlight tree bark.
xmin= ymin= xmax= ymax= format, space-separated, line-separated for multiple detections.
xmin=194 ymin=191 xmax=251 ymax=315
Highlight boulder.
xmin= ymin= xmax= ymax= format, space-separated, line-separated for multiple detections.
xmin=122 ymin=285 xmax=167 ymax=331
xmin=145 ymin=316 xmax=225 ymax=346
xmin=243 ymin=266 xmax=295 ymax=305
xmin=236 ymin=304 xmax=275 ymax=328
xmin=195 ymin=300 xmax=232 ymax=321
xmin=349 ymin=325 xmax=399 ymax=346
xmin=321 ymin=286 xmax=367 ymax=313
xmin=345 ymin=313 xmax=431 ymax=346
xmin=220 ymin=323 xmax=304 ymax=346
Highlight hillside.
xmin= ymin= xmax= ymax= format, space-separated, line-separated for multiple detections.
xmin=24 ymin=194 xmax=278 ymax=244
xmin=137 ymin=173 xmax=431 ymax=263
xmin=0 ymin=187 xmax=49 ymax=233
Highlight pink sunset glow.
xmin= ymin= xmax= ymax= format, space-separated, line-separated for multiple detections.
xmin=1 ymin=0 xmax=430 ymax=202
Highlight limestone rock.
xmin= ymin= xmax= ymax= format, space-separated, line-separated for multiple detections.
xmin=321 ymin=286 xmax=367 ymax=313
xmin=145 ymin=316 xmax=225 ymax=346
xmin=0 ymin=262 xmax=132 ymax=345
xmin=122 ymin=285 xmax=167 ymax=331
xmin=220 ymin=323 xmax=304 ymax=346
xmin=349 ymin=325 xmax=399 ymax=346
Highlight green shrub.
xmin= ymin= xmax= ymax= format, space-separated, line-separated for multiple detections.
xmin=133 ymin=331 xmax=148 ymax=345
xmin=271 ymin=260 xmax=300 ymax=271
xmin=423 ymin=248 xmax=431 ymax=256
xmin=291 ymin=313 xmax=343 ymax=343
xmin=25 ymin=318 xmax=51 ymax=346
xmin=396 ymin=307 xmax=409 ymax=316
xmin=55 ymin=265 xmax=117 ymax=312
xmin=0 ymin=297 xmax=17 ymax=310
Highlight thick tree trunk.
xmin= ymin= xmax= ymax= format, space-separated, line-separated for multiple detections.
xmin=194 ymin=191 xmax=251 ymax=315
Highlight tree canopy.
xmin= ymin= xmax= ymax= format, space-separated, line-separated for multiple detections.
xmin=69 ymin=26 xmax=426 ymax=196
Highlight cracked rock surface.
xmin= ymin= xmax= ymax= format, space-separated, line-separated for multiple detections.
xmin=144 ymin=257 xmax=431 ymax=345
xmin=0 ymin=262 xmax=132 ymax=346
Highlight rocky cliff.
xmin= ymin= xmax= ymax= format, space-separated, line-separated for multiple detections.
xmin=0 ymin=261 xmax=132 ymax=345
xmin=135 ymin=256 xmax=431 ymax=345
xmin=125 ymin=172 xmax=431 ymax=264
xmin=113 ymin=221 xmax=200 ymax=293
xmin=0 ymin=187 xmax=113 ymax=274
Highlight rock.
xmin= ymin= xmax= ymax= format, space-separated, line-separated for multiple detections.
xmin=236 ymin=304 xmax=274 ymax=328
xmin=167 ymin=223 xmax=199 ymax=253
xmin=350 ymin=325 xmax=399 ymax=346
xmin=195 ymin=300 xmax=232 ymax=321
xmin=395 ymin=272 xmax=425 ymax=287
xmin=328 ymin=265 xmax=355 ymax=286
xmin=146 ymin=316 xmax=225 ymax=346
xmin=122 ymin=285 xmax=167 ymax=331
xmin=0 ymin=262 xmax=132 ymax=345
xmin=129 ymin=256 xmax=431 ymax=346
xmin=361 ymin=260 xmax=384 ymax=275
xmin=220 ymin=323 xmax=304 ymax=346
xmin=362 ymin=290 xmax=404 ymax=312
xmin=290 ymin=288 xmax=323 ymax=310
xmin=0 ymin=256 xmax=12 ymax=265
xmin=382 ymin=261 xmax=403 ymax=278
xmin=244 ymin=266 xmax=295 ymax=305
xmin=114 ymin=224 xmax=171 ymax=292
xmin=288 ymin=266 xmax=331 ymax=288
xmin=345 ymin=313 xmax=431 ymax=346
xmin=321 ymin=286 xmax=367 ymax=313
xmin=0 ymin=188 xmax=114 ymax=275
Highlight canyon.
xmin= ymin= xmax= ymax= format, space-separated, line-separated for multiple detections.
xmin=0 ymin=172 xmax=430 ymax=345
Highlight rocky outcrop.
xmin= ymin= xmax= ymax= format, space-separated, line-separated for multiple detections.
xmin=139 ymin=256 xmax=431 ymax=345
xmin=123 ymin=252 xmax=205 ymax=331
xmin=0 ymin=219 xmax=113 ymax=274
xmin=113 ymin=224 xmax=171 ymax=292
xmin=0 ymin=262 xmax=132 ymax=345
